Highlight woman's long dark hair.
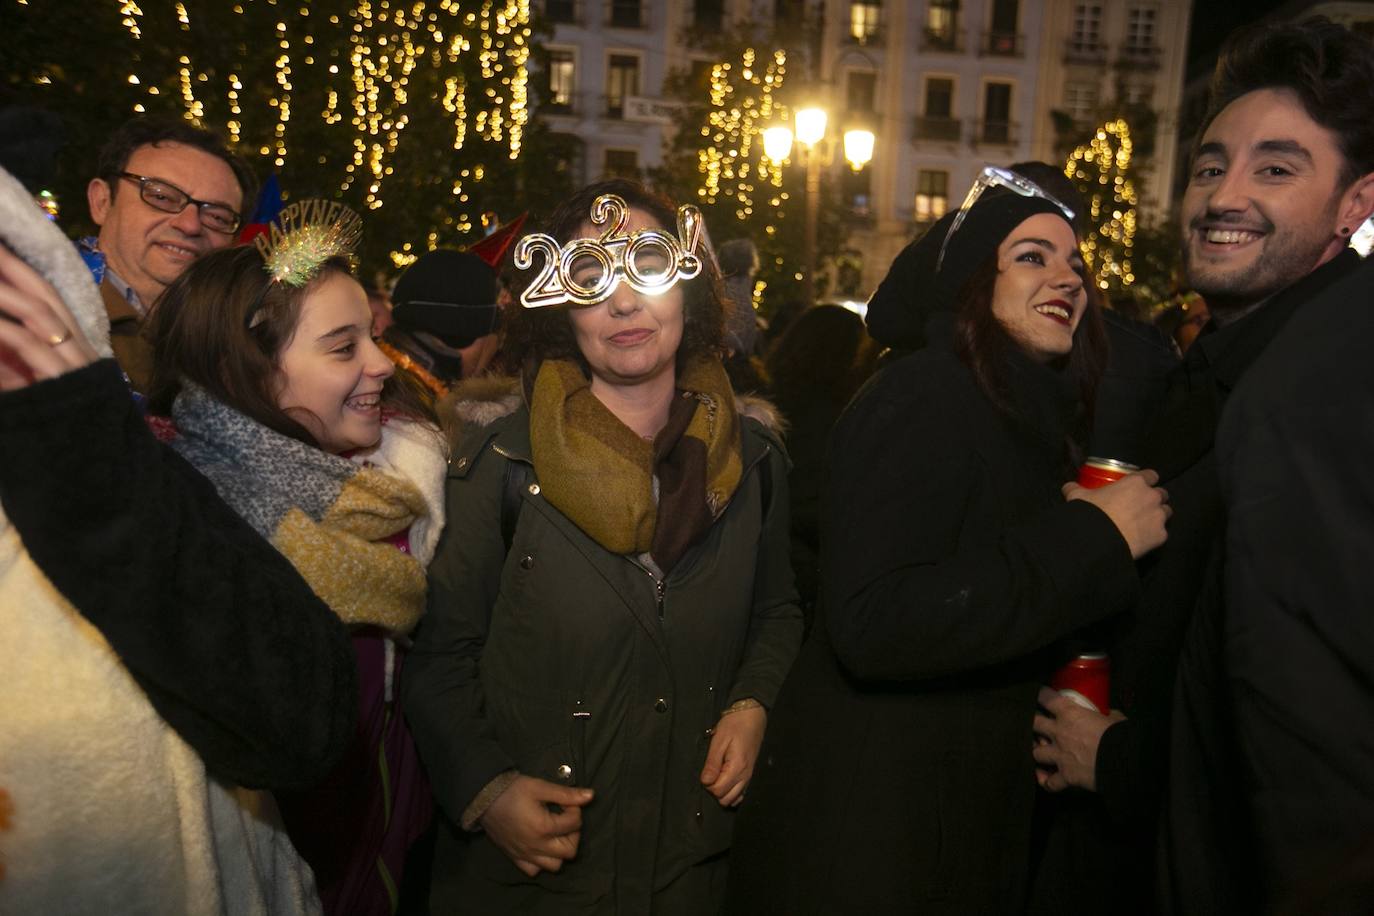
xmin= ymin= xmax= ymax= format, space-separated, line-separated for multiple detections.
xmin=765 ymin=304 xmax=876 ymax=404
xmin=147 ymin=245 xmax=436 ymax=447
xmin=952 ymin=255 xmax=1108 ymax=465
xmin=499 ymin=178 xmax=727 ymax=382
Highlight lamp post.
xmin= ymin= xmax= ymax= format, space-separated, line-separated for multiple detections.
xmin=762 ymin=108 xmax=875 ymax=306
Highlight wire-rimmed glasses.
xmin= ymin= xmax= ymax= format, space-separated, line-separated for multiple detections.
xmin=116 ymin=172 xmax=242 ymax=234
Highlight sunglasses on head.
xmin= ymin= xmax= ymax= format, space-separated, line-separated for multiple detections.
xmin=936 ymin=166 xmax=1077 ymax=273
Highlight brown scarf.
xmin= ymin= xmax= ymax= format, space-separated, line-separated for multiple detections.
xmin=529 ymin=356 xmax=742 ymax=574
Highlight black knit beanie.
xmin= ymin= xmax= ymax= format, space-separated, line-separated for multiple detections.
xmin=865 ymin=190 xmax=1069 ymax=350
xmin=391 ymin=249 xmax=500 ymax=347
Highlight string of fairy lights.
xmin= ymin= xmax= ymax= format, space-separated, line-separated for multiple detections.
xmin=698 ymin=47 xmax=789 ymax=223
xmin=697 ymin=46 xmax=793 ymax=295
xmin=107 ymin=0 xmax=530 ymax=267
xmin=1065 ymin=118 xmax=1137 ymax=291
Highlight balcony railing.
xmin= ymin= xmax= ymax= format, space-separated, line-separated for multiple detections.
xmin=920 ymin=26 xmax=965 ymax=53
xmin=912 ymin=115 xmax=962 ymax=143
xmin=1064 ymin=38 xmax=1107 ymax=63
xmin=982 ymin=30 xmax=1023 ymax=56
xmin=1116 ymin=44 xmax=1162 ymax=69
xmin=542 ymin=92 xmax=578 ymax=116
xmin=973 ymin=119 xmax=1019 ymax=146
xmin=605 ymin=0 xmax=646 ymax=28
xmin=603 ymin=94 xmax=628 ymax=119
xmin=545 ymin=0 xmax=578 ymax=25
xmin=844 ymin=26 xmax=884 ymax=46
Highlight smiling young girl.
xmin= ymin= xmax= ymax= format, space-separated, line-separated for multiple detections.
xmin=145 ymin=209 xmax=447 ymax=916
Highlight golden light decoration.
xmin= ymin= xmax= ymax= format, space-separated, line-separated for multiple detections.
xmin=120 ymin=0 xmax=144 ymax=39
xmin=326 ymin=0 xmax=530 ymax=218
xmin=1064 ymin=118 xmax=1137 ymax=291
xmin=98 ymin=0 xmax=531 ymax=245
xmin=697 ymin=47 xmax=789 ymax=224
xmin=177 ymin=56 xmax=204 ymax=126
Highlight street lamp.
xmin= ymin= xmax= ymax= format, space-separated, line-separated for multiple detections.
xmin=767 ymin=106 xmax=875 ymax=306
xmin=761 ymin=126 xmax=795 ymax=164
xmin=795 ymin=107 xmax=828 ymax=147
xmin=843 ymin=129 xmax=875 ymax=171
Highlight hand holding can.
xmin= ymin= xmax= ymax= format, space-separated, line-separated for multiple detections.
xmin=1050 ymin=653 xmax=1111 ymax=714
xmin=1063 ymin=460 xmax=1171 ymax=560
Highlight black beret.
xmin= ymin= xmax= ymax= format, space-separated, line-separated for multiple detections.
xmin=865 ymin=191 xmax=1068 ymax=349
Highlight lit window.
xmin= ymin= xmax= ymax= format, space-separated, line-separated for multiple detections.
xmin=548 ymin=49 xmax=574 ymax=110
xmin=916 ymin=170 xmax=949 ymax=223
xmin=850 ymin=1 xmax=881 ymax=42
xmin=926 ymin=0 xmax=960 ymax=47
xmin=606 ymin=54 xmax=640 ymax=118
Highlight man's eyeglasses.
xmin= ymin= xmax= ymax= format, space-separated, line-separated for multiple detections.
xmin=115 ymin=172 xmax=242 ymax=234
xmin=936 ymin=165 xmax=1076 ymax=272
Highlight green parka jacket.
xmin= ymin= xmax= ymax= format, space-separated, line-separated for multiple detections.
xmin=404 ymin=383 xmax=803 ymax=914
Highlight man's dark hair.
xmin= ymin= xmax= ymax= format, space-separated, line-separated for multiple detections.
xmin=1200 ymin=16 xmax=1374 ymax=184
xmin=95 ymin=117 xmax=258 ymax=215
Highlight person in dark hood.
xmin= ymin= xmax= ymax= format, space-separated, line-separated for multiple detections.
xmin=725 ymin=168 xmax=1169 ymax=914
xmin=379 ymin=248 xmax=503 ymax=396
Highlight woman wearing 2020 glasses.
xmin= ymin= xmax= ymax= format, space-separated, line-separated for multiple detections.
xmin=725 ymin=167 xmax=1171 ymax=914
xmin=403 ymin=178 xmax=801 ymax=914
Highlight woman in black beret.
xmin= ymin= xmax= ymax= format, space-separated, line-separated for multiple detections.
xmin=725 ymin=167 xmax=1171 ymax=914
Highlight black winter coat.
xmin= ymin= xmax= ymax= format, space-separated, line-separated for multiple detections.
xmin=0 ymin=359 xmax=357 ymax=790
xmin=1216 ymin=253 xmax=1374 ymax=912
xmin=726 ymin=318 xmax=1139 ymax=915
xmin=1031 ymin=251 xmax=1363 ymax=916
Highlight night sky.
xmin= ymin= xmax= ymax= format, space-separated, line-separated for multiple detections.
xmin=1187 ymin=0 xmax=1304 ymax=79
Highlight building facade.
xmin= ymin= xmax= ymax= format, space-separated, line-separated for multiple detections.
xmin=538 ymin=0 xmax=1191 ymax=298
xmin=817 ymin=0 xmax=1045 ymax=293
xmin=1030 ymin=0 xmax=1192 ymax=226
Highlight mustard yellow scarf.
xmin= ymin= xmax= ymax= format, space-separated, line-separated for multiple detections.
xmin=529 ymin=356 xmax=742 ymax=573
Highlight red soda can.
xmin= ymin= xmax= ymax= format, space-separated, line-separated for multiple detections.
xmin=1076 ymin=457 xmax=1139 ymax=490
xmin=1050 ymin=653 xmax=1111 ymax=714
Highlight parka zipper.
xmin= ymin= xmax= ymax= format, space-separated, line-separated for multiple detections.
xmin=626 ymin=558 xmax=668 ymax=620
xmin=627 ymin=444 xmax=772 ymax=622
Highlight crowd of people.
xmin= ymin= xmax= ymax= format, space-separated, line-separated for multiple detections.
xmin=1 ymin=14 xmax=1373 ymax=916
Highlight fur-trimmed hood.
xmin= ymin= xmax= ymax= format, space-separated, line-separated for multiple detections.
xmin=439 ymin=373 xmax=786 ymax=450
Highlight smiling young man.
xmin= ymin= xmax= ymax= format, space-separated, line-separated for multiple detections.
xmin=1024 ymin=17 xmax=1374 ymax=916
xmin=85 ymin=118 xmax=255 ymax=393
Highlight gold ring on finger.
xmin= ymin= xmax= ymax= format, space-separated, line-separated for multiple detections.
xmin=48 ymin=329 xmax=71 ymax=347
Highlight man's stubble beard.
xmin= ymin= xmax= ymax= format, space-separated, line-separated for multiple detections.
xmin=1184 ymin=222 xmax=1334 ymax=322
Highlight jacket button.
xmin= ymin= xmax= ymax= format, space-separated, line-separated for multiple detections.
xmin=654 ymin=698 xmax=668 ymax=713
xmin=520 ymin=555 xmax=535 ymax=570
xmin=528 ymin=483 xmax=541 ymax=496
xmin=455 ymin=456 xmax=468 ymax=471
xmin=555 ymin=763 xmax=573 ymax=781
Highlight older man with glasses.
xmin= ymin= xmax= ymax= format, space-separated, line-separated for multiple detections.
xmin=84 ymin=117 xmax=255 ymax=393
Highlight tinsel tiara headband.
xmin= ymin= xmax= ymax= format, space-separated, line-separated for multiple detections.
xmin=253 ymin=199 xmax=363 ymax=287
xmin=515 ymin=193 xmax=704 ymax=308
